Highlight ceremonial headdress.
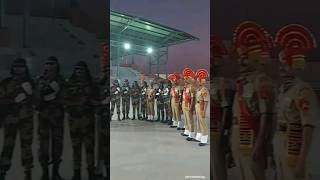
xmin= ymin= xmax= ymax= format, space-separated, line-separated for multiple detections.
xmin=182 ymin=68 xmax=195 ymax=84
xmin=233 ymin=21 xmax=273 ymax=64
xmin=274 ymin=24 xmax=317 ymax=69
xmin=196 ymin=69 xmax=209 ymax=84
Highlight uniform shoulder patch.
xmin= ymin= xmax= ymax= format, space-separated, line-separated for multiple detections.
xmin=295 ymin=86 xmax=313 ymax=113
xmin=256 ymin=75 xmax=273 ymax=100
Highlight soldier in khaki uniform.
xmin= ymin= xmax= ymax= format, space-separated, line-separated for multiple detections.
xmin=195 ymin=69 xmax=210 ymax=146
xmin=147 ymin=81 xmax=156 ymax=121
xmin=231 ymin=21 xmax=275 ymax=180
xmin=180 ymin=68 xmax=196 ymax=141
xmin=210 ymin=36 xmax=236 ymax=180
xmin=168 ymin=73 xmax=181 ymax=128
xmin=273 ymin=24 xmax=320 ymax=180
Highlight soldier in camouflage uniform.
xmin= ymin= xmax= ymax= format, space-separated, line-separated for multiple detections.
xmin=273 ymin=24 xmax=320 ymax=180
xmin=64 ymin=61 xmax=99 ymax=180
xmin=0 ymin=58 xmax=34 ymax=180
xmin=110 ymin=80 xmax=121 ymax=121
xmin=95 ymin=65 xmax=110 ymax=180
xmin=155 ymin=81 xmax=165 ymax=122
xmin=163 ymin=80 xmax=171 ymax=124
xmin=35 ymin=56 xmax=65 ymax=180
xmin=130 ymin=81 xmax=140 ymax=120
xmin=121 ymin=79 xmax=130 ymax=120
xmin=140 ymin=81 xmax=148 ymax=120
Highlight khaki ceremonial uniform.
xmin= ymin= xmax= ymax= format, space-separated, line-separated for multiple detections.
xmin=232 ymin=72 xmax=274 ymax=180
xmin=171 ymin=86 xmax=181 ymax=126
xmin=211 ymin=77 xmax=235 ymax=180
xmin=274 ymin=79 xmax=320 ymax=180
xmin=147 ymin=87 xmax=155 ymax=119
xmin=195 ymin=86 xmax=209 ymax=143
xmin=182 ymin=85 xmax=195 ymax=138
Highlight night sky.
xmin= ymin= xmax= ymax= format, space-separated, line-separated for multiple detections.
xmin=110 ymin=0 xmax=210 ymax=73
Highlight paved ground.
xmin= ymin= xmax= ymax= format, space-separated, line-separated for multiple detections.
xmin=110 ymin=119 xmax=210 ymax=180
xmin=2 ymin=100 xmax=318 ymax=180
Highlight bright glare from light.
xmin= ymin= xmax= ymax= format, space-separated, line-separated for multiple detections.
xmin=123 ymin=43 xmax=131 ymax=50
xmin=147 ymin=47 xmax=153 ymax=54
xmin=146 ymin=25 xmax=151 ymax=30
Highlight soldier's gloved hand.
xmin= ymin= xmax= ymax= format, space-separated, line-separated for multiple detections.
xmin=15 ymin=93 xmax=27 ymax=103
xmin=115 ymin=91 xmax=119 ymax=95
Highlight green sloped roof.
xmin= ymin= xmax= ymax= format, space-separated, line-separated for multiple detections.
xmin=110 ymin=10 xmax=199 ymax=54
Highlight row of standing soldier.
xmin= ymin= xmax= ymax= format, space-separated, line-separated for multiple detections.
xmin=110 ymin=78 xmax=173 ymax=122
xmin=211 ymin=22 xmax=320 ymax=180
xmin=0 ymin=57 xmax=110 ymax=180
xmin=109 ymin=67 xmax=210 ymax=147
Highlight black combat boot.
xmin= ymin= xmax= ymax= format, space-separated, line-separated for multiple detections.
xmin=52 ymin=165 xmax=64 ymax=180
xmin=117 ymin=114 xmax=121 ymax=121
xmin=72 ymin=169 xmax=81 ymax=180
xmin=24 ymin=169 xmax=32 ymax=180
xmin=126 ymin=114 xmax=129 ymax=119
xmin=131 ymin=115 xmax=135 ymax=120
xmin=40 ymin=166 xmax=49 ymax=180
xmin=122 ymin=113 xmax=126 ymax=120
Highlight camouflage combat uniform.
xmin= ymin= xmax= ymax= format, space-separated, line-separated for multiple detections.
xmin=0 ymin=76 xmax=34 ymax=179
xmin=121 ymin=80 xmax=130 ymax=120
xmin=130 ymin=81 xmax=140 ymax=120
xmin=35 ymin=74 xmax=65 ymax=180
xmin=163 ymin=84 xmax=171 ymax=123
xmin=95 ymin=74 xmax=110 ymax=179
xmin=64 ymin=76 xmax=98 ymax=180
xmin=140 ymin=82 xmax=148 ymax=120
xmin=155 ymin=83 xmax=165 ymax=122
xmin=110 ymin=81 xmax=121 ymax=121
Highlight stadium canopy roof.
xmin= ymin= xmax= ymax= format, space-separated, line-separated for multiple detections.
xmin=110 ymin=10 xmax=199 ymax=60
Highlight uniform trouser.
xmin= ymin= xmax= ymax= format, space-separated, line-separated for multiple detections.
xmin=122 ymin=97 xmax=130 ymax=115
xmin=273 ymin=131 xmax=311 ymax=180
xmin=147 ymin=100 xmax=155 ymax=116
xmin=69 ymin=115 xmax=95 ymax=170
xmin=110 ymin=99 xmax=120 ymax=116
xmin=195 ymin=103 xmax=209 ymax=143
xmin=164 ymin=101 xmax=171 ymax=120
xmin=140 ymin=100 xmax=147 ymax=118
xmin=38 ymin=109 xmax=64 ymax=167
xmin=0 ymin=114 xmax=34 ymax=172
xmin=97 ymin=113 xmax=109 ymax=166
xmin=231 ymin=125 xmax=266 ymax=180
xmin=132 ymin=100 xmax=139 ymax=118
xmin=157 ymin=103 xmax=164 ymax=121
xmin=183 ymin=105 xmax=194 ymax=137
xmin=171 ymin=100 xmax=180 ymax=126
xmin=211 ymin=132 xmax=228 ymax=180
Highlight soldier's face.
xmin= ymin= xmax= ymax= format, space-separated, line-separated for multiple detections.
xmin=279 ymin=63 xmax=295 ymax=79
xmin=44 ymin=62 xmax=58 ymax=76
xmin=74 ymin=66 xmax=86 ymax=78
